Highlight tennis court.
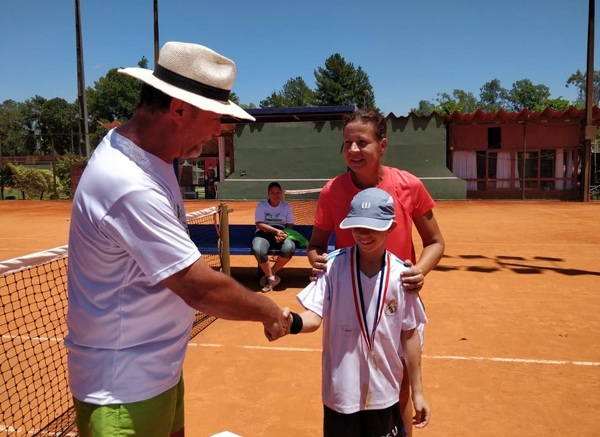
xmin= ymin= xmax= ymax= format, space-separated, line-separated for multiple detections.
xmin=1 ymin=199 xmax=599 ymax=436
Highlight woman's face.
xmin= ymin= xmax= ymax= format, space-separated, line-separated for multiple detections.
xmin=268 ymin=186 xmax=283 ymax=205
xmin=342 ymin=121 xmax=386 ymax=174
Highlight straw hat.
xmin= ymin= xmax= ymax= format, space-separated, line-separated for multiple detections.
xmin=118 ymin=42 xmax=255 ymax=121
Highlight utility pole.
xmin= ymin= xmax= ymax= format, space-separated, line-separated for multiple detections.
xmin=154 ymin=0 xmax=160 ymax=68
xmin=583 ymin=0 xmax=596 ymax=201
xmin=74 ymin=0 xmax=90 ymax=157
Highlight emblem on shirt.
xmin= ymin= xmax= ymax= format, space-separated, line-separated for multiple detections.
xmin=385 ymin=298 xmax=397 ymax=316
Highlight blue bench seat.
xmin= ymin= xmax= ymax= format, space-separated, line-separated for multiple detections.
xmin=188 ymin=224 xmax=335 ymax=257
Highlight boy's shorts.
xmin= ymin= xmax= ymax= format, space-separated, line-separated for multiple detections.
xmin=323 ymin=402 xmax=405 ymax=437
xmin=73 ymin=376 xmax=185 ymax=437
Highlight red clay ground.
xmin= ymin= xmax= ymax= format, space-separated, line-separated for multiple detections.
xmin=1 ymin=199 xmax=599 ymax=437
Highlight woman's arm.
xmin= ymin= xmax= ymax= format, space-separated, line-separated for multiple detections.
xmin=401 ymin=210 xmax=445 ymax=292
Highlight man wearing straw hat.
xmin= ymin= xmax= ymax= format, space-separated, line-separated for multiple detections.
xmin=66 ymin=42 xmax=289 ymax=436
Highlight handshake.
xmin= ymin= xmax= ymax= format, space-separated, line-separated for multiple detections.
xmin=264 ymin=306 xmax=309 ymax=341
xmin=263 ymin=307 xmax=292 ymax=341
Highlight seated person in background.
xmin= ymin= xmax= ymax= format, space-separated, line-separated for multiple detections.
xmin=252 ymin=182 xmax=296 ymax=292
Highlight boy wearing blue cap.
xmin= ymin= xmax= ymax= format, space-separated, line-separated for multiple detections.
xmin=284 ymin=187 xmax=430 ymax=437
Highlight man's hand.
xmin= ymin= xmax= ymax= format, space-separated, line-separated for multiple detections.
xmin=264 ymin=307 xmax=291 ymax=341
xmin=310 ymin=253 xmax=328 ymax=281
xmin=401 ymin=260 xmax=425 ymax=293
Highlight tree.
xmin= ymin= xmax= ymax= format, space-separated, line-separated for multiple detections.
xmin=506 ymin=79 xmax=550 ymax=112
xmin=314 ymin=54 xmax=376 ymax=109
xmin=410 ymin=100 xmax=437 ymax=116
xmin=540 ymin=97 xmax=571 ymax=111
xmin=0 ymin=100 xmax=28 ymax=156
xmin=55 ymin=154 xmax=87 ymax=198
xmin=229 ymin=92 xmax=256 ymax=109
xmin=39 ymin=98 xmax=79 ymax=155
xmin=260 ymin=77 xmax=317 ymax=108
xmin=479 ymin=79 xmax=509 ymax=112
xmin=435 ymin=89 xmax=478 ymax=114
xmin=10 ymin=165 xmax=56 ymax=200
xmin=0 ymin=162 xmax=16 ymax=199
xmin=87 ymin=68 xmax=140 ymax=125
xmin=566 ymin=69 xmax=600 ymax=107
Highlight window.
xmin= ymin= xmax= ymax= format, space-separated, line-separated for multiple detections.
xmin=488 ymin=127 xmax=501 ymax=149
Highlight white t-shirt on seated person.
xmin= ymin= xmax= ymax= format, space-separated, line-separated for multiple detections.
xmin=254 ymin=199 xmax=294 ymax=230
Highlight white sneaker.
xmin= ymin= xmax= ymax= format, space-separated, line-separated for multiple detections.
xmin=261 ymin=276 xmax=280 ymax=292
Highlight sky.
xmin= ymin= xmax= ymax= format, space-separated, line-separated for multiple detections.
xmin=0 ymin=0 xmax=596 ymax=116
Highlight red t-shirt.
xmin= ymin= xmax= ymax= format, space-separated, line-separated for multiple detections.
xmin=313 ymin=167 xmax=436 ymax=262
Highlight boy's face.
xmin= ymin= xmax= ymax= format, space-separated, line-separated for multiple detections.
xmin=351 ymin=227 xmax=388 ymax=255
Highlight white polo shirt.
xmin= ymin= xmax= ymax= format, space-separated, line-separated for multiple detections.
xmin=65 ymin=130 xmax=200 ymax=404
xmin=297 ymin=247 xmax=427 ymax=414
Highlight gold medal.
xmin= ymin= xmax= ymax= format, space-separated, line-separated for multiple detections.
xmin=370 ymin=350 xmax=378 ymax=369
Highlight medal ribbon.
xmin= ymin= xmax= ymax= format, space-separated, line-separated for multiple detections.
xmin=350 ymin=246 xmax=391 ymax=359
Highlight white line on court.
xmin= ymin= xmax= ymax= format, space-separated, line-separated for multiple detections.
xmin=5 ymin=336 xmax=598 ymax=367
xmin=187 ymin=343 xmax=600 ymax=367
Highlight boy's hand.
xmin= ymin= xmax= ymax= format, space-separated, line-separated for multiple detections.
xmin=411 ymin=393 xmax=430 ymax=428
xmin=310 ymin=253 xmax=328 ymax=281
xmin=401 ymin=260 xmax=425 ymax=293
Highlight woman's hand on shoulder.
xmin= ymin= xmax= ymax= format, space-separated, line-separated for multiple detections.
xmin=310 ymin=253 xmax=328 ymax=281
xmin=401 ymin=259 xmax=425 ymax=293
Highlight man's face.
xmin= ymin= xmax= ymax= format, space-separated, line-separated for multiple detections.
xmin=178 ymin=105 xmax=222 ymax=159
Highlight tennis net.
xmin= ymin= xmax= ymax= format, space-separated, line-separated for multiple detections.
xmin=0 ymin=206 xmax=222 ymax=436
xmin=284 ymin=188 xmax=322 ymax=225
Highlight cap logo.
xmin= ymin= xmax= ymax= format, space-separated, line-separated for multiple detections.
xmin=361 ymin=202 xmax=371 ymax=209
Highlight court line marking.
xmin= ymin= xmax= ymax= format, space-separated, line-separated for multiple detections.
xmin=4 ymin=335 xmax=598 ymax=367
xmin=186 ymin=343 xmax=600 ymax=367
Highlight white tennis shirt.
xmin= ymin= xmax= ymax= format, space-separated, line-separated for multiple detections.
xmin=65 ymin=130 xmax=200 ymax=404
xmin=297 ymin=247 xmax=428 ymax=414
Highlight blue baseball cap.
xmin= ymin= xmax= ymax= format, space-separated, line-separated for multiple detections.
xmin=339 ymin=187 xmax=395 ymax=231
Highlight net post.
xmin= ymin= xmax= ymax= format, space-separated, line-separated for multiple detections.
xmin=219 ymin=202 xmax=231 ymax=275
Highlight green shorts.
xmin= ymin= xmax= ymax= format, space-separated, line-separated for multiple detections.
xmin=73 ymin=376 xmax=185 ymax=437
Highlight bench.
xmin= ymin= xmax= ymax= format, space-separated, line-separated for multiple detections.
xmin=188 ymin=224 xmax=335 ymax=257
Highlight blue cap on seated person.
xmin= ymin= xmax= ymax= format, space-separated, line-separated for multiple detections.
xmin=339 ymin=187 xmax=395 ymax=231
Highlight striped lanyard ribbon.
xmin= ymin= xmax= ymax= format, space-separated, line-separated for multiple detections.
xmin=350 ymin=246 xmax=391 ymax=364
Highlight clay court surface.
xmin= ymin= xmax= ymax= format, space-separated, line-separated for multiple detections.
xmin=1 ymin=199 xmax=599 ymax=436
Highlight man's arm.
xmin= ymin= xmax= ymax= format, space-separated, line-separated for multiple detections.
xmin=401 ymin=328 xmax=430 ymax=428
xmin=163 ymin=257 xmax=290 ymax=340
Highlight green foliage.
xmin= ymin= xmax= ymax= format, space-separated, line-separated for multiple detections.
xmin=87 ymin=68 xmax=140 ymax=125
xmin=0 ymin=162 xmax=16 ymax=199
xmin=314 ymin=54 xmax=376 ymax=109
xmin=411 ymin=100 xmax=437 ymax=116
xmin=260 ymin=77 xmax=317 ymax=108
xmin=478 ymin=79 xmax=509 ymax=112
xmin=434 ymin=90 xmax=478 ymax=115
xmin=0 ymin=100 xmax=29 ymax=156
xmin=507 ymin=79 xmax=550 ymax=112
xmin=39 ymin=98 xmax=79 ymax=155
xmin=411 ymin=77 xmax=568 ymax=115
xmin=566 ymin=69 xmax=600 ymax=106
xmin=10 ymin=164 xmax=60 ymax=200
xmin=55 ymin=155 xmax=88 ymax=198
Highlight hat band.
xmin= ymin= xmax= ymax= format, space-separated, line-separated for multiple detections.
xmin=153 ymin=64 xmax=231 ymax=102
